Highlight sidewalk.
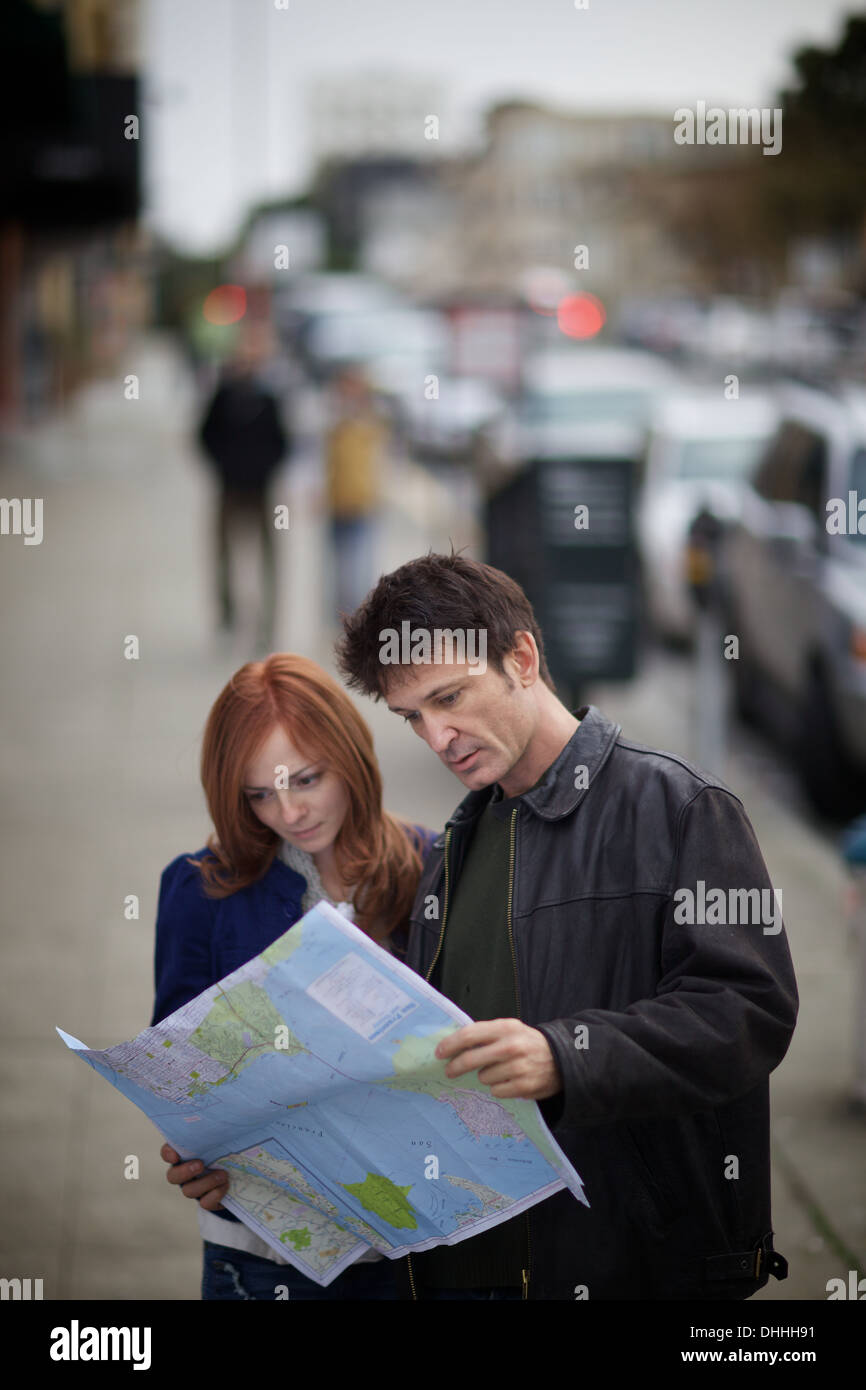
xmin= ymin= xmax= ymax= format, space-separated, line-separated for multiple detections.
xmin=0 ymin=335 xmax=465 ymax=1299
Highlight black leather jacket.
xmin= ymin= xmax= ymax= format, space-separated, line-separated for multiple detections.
xmin=398 ymin=704 xmax=799 ymax=1300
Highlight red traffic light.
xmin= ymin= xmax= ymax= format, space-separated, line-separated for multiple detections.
xmin=557 ymin=293 xmax=606 ymax=339
xmin=202 ymin=285 xmax=248 ymax=326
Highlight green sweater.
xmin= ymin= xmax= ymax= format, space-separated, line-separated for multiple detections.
xmin=415 ymin=783 xmax=528 ymax=1290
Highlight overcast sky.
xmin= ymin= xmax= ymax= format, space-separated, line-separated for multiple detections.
xmin=143 ymin=0 xmax=856 ymax=255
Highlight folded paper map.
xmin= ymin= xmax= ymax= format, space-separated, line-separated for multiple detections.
xmin=57 ymin=901 xmax=588 ymax=1286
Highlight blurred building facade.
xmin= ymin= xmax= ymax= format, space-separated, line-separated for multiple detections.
xmin=0 ymin=0 xmax=151 ymax=425
xmin=310 ymin=98 xmax=752 ymax=310
xmin=307 ymin=68 xmax=448 ymax=165
xmin=451 ymin=102 xmax=684 ymax=301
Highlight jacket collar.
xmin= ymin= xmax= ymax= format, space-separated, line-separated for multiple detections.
xmin=443 ymin=703 xmax=621 ymax=830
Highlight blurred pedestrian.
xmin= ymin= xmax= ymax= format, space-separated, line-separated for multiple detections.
xmin=197 ymin=333 xmax=290 ymax=651
xmin=324 ymin=366 xmax=386 ymax=619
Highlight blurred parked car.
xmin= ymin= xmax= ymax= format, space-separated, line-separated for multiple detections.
xmin=476 ymin=345 xmax=677 ymax=485
xmin=393 ymin=374 xmax=503 ymax=464
xmin=724 ymin=384 xmax=866 ymax=817
xmin=618 ymin=294 xmax=706 ymax=359
xmin=637 ymin=391 xmax=778 ymax=642
xmin=304 ymin=306 xmax=450 ymax=387
xmin=273 ymin=272 xmax=404 ymax=377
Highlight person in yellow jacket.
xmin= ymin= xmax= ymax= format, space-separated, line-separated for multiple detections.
xmin=325 ymin=366 xmax=387 ymax=618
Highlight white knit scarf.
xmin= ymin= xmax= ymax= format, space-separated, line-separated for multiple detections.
xmin=276 ymin=837 xmax=357 ymax=923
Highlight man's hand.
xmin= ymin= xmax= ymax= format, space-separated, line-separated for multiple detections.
xmin=160 ymin=1143 xmax=229 ymax=1212
xmin=435 ymin=1019 xmax=562 ymax=1101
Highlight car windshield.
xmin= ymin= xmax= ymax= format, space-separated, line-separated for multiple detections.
xmin=847 ymin=447 xmax=866 ymax=544
xmin=675 ymin=435 xmax=768 ymax=480
xmin=521 ymin=389 xmax=651 ymax=426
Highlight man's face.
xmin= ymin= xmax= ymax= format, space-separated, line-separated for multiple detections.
xmin=384 ymin=653 xmax=536 ymax=792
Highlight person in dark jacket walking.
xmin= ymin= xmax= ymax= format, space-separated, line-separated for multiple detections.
xmin=198 ymin=337 xmax=290 ymax=651
xmin=335 ymin=550 xmax=799 ymax=1300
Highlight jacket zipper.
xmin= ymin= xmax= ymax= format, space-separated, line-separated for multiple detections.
xmin=506 ymin=807 xmax=531 ymax=1300
xmin=407 ymin=825 xmax=454 ymax=1301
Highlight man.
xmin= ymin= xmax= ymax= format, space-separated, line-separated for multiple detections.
xmin=197 ymin=334 xmax=289 ymax=650
xmin=333 ymin=550 xmax=799 ymax=1300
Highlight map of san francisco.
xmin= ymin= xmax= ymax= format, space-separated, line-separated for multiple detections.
xmin=58 ymin=902 xmax=588 ymax=1286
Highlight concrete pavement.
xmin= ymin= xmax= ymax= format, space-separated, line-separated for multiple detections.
xmin=0 ymin=335 xmax=466 ymax=1299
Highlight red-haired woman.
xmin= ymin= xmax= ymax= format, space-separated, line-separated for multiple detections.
xmin=151 ymin=653 xmax=438 ymax=1300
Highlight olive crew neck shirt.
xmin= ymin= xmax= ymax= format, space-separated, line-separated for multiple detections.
xmin=417 ymin=777 xmax=542 ymax=1290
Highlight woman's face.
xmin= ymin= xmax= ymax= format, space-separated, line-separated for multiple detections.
xmin=242 ymin=724 xmax=351 ymax=857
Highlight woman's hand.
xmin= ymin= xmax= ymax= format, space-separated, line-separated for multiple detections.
xmin=160 ymin=1142 xmax=230 ymax=1211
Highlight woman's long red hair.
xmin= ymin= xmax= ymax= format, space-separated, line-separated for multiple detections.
xmin=189 ymin=653 xmax=426 ymax=942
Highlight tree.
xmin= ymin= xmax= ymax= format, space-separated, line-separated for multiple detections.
xmin=770 ymin=14 xmax=866 ymax=246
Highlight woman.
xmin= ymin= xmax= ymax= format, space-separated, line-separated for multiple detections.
xmin=151 ymin=652 xmax=438 ymax=1300
xmin=324 ymin=365 xmax=386 ymax=618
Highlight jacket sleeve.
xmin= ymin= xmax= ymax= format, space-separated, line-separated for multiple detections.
xmin=535 ymin=786 xmax=799 ymax=1129
xmin=150 ymin=853 xmax=217 ymax=1027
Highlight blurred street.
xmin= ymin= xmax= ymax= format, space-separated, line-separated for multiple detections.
xmin=0 ymin=334 xmax=863 ymax=1299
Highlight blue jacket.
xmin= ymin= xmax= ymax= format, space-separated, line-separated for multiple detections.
xmin=150 ymin=824 xmax=438 ymax=1229
xmin=150 ymin=824 xmax=439 ymax=1028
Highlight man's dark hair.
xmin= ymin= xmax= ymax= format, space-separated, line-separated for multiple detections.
xmin=335 ymin=549 xmax=556 ymax=699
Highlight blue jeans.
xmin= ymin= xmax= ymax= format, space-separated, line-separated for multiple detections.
xmin=202 ymin=1242 xmax=400 ymax=1301
xmin=201 ymin=1242 xmax=522 ymax=1300
xmin=330 ymin=516 xmax=378 ymax=618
